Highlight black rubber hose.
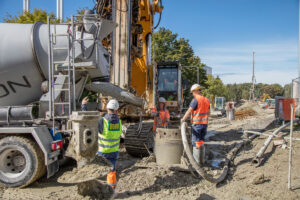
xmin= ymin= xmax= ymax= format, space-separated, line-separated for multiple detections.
xmin=153 ymin=0 xmax=162 ymax=29
xmin=180 ymin=122 xmax=257 ymax=184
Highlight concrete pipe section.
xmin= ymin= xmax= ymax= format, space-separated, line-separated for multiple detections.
xmin=154 ymin=127 xmax=183 ymax=165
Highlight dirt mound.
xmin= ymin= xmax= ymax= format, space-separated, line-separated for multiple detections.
xmin=236 ymin=101 xmax=264 ymax=114
xmin=235 ymin=109 xmax=256 ymax=119
xmin=77 ymin=179 xmax=114 ymax=200
xmin=234 ymin=101 xmax=266 ymax=119
xmin=57 ymin=156 xmax=111 ymax=184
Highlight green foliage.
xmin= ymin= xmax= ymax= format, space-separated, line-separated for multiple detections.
xmin=152 ymin=27 xmax=207 ymax=106
xmin=226 ymin=82 xmax=284 ymax=102
xmin=3 ymin=8 xmax=88 ymax=24
xmin=65 ymin=8 xmax=88 ymax=22
xmin=202 ymin=75 xmax=228 ymax=99
xmin=254 ymin=83 xmax=284 ymax=98
xmin=4 ymin=9 xmax=59 ymax=23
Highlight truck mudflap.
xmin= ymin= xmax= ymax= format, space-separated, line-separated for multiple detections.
xmin=47 ymin=149 xmax=60 ymax=178
xmin=0 ymin=126 xmax=60 ymax=178
xmin=47 ymin=160 xmax=59 ymax=178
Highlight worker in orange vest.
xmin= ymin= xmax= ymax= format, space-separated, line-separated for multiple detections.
xmin=152 ymin=97 xmax=170 ymax=132
xmin=181 ymin=84 xmax=210 ymax=165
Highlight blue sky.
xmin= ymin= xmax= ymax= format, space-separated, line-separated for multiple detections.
xmin=0 ymin=0 xmax=299 ymax=85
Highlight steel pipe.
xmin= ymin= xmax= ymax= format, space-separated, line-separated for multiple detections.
xmin=251 ymin=121 xmax=297 ymax=166
xmin=0 ymin=106 xmax=36 ymax=125
xmin=85 ymin=82 xmax=144 ymax=108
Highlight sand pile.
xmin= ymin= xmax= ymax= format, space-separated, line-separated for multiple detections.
xmin=57 ymin=156 xmax=114 ymax=199
xmin=77 ymin=179 xmax=114 ymax=200
xmin=236 ymin=101 xmax=264 ymax=114
xmin=58 ymin=156 xmax=111 ymax=184
xmin=234 ymin=101 xmax=267 ymax=119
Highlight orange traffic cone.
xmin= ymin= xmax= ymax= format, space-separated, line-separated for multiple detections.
xmin=107 ymin=171 xmax=117 ymax=189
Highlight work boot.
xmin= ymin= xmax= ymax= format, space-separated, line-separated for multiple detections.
xmin=107 ymin=171 xmax=117 ymax=189
xmin=193 ymin=146 xmax=201 ymax=164
xmin=199 ymin=144 xmax=205 ymax=165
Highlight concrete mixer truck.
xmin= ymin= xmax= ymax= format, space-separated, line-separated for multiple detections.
xmin=0 ymin=9 xmax=133 ymax=187
xmin=0 ymin=0 xmax=172 ymax=188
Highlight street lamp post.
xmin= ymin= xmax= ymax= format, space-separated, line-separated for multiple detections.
xmin=23 ymin=0 xmax=29 ymax=13
xmin=56 ymin=0 xmax=64 ymax=23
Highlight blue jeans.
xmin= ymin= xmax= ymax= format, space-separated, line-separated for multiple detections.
xmin=192 ymin=124 xmax=208 ymax=147
xmin=98 ymin=151 xmax=119 ymax=171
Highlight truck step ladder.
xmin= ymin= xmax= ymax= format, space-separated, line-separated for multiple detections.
xmin=46 ymin=14 xmax=100 ymax=134
xmin=47 ymin=17 xmax=76 ymax=126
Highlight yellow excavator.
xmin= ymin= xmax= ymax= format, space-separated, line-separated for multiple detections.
xmin=261 ymin=93 xmax=271 ymax=102
xmin=90 ymin=0 xmax=183 ymax=157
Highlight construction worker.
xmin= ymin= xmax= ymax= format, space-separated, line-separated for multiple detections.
xmin=181 ymin=84 xmax=210 ymax=165
xmin=82 ymin=97 xmax=122 ymax=189
xmin=152 ymin=97 xmax=170 ymax=132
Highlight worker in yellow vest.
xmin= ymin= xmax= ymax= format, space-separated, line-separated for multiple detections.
xmin=181 ymin=84 xmax=210 ymax=165
xmin=82 ymin=98 xmax=122 ymax=189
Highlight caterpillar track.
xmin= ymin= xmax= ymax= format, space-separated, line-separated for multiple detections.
xmin=124 ymin=122 xmax=154 ymax=157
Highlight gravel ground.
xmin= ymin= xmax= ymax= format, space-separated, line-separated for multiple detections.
xmin=1 ymin=109 xmax=300 ymax=200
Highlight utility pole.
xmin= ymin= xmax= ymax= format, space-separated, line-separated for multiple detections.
xmin=250 ymin=51 xmax=255 ymax=101
xmin=23 ymin=0 xmax=29 ymax=13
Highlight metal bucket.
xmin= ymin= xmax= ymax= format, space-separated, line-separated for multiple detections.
xmin=154 ymin=127 xmax=183 ymax=165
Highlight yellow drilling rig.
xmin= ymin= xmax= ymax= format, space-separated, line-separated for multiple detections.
xmin=87 ymin=0 xmax=184 ymax=157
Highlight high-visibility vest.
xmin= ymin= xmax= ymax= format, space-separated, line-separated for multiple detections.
xmin=191 ymin=95 xmax=210 ymax=125
xmin=152 ymin=108 xmax=170 ymax=131
xmin=98 ymin=118 xmax=122 ymax=153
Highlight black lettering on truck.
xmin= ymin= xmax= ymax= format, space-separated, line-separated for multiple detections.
xmin=0 ymin=85 xmax=9 ymax=98
xmin=7 ymin=76 xmax=31 ymax=93
xmin=0 ymin=76 xmax=32 ymax=98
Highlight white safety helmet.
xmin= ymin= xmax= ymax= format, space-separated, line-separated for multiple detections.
xmin=159 ymin=97 xmax=167 ymax=103
xmin=107 ymin=99 xmax=119 ymax=110
xmin=190 ymin=84 xmax=201 ymax=93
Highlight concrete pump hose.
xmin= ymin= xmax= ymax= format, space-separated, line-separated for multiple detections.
xmin=180 ymin=122 xmax=228 ymax=184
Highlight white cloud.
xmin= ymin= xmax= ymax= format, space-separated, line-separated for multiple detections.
xmin=196 ymin=39 xmax=298 ymax=85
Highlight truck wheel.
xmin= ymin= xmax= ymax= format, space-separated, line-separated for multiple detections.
xmin=0 ymin=136 xmax=46 ymax=188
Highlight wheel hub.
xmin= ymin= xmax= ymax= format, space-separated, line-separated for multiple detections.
xmin=13 ymin=155 xmax=26 ymax=167
xmin=0 ymin=149 xmax=26 ymax=174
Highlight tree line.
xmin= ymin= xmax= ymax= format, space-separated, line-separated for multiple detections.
xmin=210 ymin=80 xmax=291 ymax=102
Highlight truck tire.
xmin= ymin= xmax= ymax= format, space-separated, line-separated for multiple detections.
xmin=0 ymin=136 xmax=46 ymax=188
